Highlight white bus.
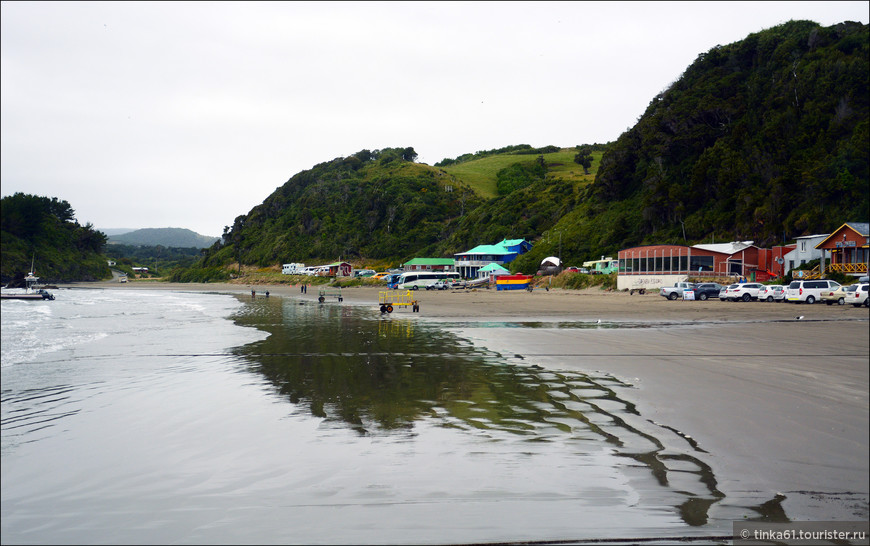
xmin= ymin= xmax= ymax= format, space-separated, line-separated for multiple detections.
xmin=396 ymin=271 xmax=460 ymax=290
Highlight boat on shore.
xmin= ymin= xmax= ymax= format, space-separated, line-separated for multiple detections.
xmin=1 ymin=268 xmax=56 ymax=301
xmin=495 ymin=274 xmax=533 ymax=291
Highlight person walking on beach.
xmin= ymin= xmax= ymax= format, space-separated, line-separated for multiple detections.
xmin=251 ymin=289 xmax=256 ymax=299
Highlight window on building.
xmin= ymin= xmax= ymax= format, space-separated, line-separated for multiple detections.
xmin=689 ymin=255 xmax=713 ymax=272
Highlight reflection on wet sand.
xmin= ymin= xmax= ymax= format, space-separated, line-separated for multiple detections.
xmin=230 ymin=298 xmax=792 ymax=531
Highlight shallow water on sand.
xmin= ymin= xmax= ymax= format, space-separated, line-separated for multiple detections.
xmin=3 ymin=289 xmax=780 ymax=544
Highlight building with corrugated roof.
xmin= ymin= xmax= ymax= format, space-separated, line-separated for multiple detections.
xmin=453 ymin=238 xmax=532 ymax=279
xmin=816 ymin=222 xmax=869 ymax=278
xmin=402 ymin=258 xmax=456 ymax=272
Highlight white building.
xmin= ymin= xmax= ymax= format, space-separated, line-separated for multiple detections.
xmin=782 ymin=234 xmax=827 ymax=274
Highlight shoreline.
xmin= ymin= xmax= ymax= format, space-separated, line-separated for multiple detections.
xmin=62 ymin=280 xmax=870 ymax=521
xmin=62 ymin=279 xmax=870 ymax=322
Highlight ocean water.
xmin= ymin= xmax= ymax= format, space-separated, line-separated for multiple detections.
xmin=2 ymin=288 xmax=741 ymax=544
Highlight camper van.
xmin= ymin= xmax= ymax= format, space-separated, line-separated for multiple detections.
xmin=282 ymin=263 xmax=305 ymax=275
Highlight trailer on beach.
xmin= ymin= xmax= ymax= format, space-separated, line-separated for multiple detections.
xmin=378 ymin=290 xmax=419 ymax=313
xmin=318 ymin=287 xmax=343 ymax=302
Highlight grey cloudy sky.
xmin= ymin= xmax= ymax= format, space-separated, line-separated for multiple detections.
xmin=2 ymin=1 xmax=867 ymax=237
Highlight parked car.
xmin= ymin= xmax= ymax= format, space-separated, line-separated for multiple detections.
xmin=821 ymin=284 xmax=858 ymax=305
xmin=719 ymin=285 xmax=733 ymax=301
xmin=371 ymin=272 xmax=390 ymax=280
xmin=661 ymin=282 xmax=695 ymax=300
xmin=426 ymin=279 xmax=451 ymax=290
xmin=786 ymin=279 xmax=841 ymax=304
xmin=757 ymin=284 xmax=785 ymax=302
xmin=724 ymin=282 xmax=764 ymax=302
xmin=688 ymin=283 xmax=724 ymax=301
xmin=564 ymin=267 xmax=581 ymax=273
xmin=850 ymin=283 xmax=869 ymax=307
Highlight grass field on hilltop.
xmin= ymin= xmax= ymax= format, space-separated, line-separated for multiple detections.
xmin=440 ymin=149 xmax=601 ymax=198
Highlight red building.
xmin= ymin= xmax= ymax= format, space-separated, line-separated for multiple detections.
xmin=815 ymin=222 xmax=869 ymax=278
xmin=326 ymin=262 xmax=353 ymax=277
xmin=617 ymin=241 xmax=796 ymax=290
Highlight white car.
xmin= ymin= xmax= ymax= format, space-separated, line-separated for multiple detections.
xmin=850 ymin=283 xmax=869 ymax=307
xmin=425 ymin=279 xmax=451 ymax=291
xmin=757 ymin=285 xmax=785 ymax=302
xmin=786 ymin=279 xmax=841 ymax=304
xmin=724 ymin=283 xmax=764 ymax=302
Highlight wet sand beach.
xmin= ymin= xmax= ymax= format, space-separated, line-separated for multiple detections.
xmin=66 ymin=280 xmax=870 ymax=521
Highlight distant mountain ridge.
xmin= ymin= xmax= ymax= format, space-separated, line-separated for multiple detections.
xmin=108 ymin=227 xmax=219 ymax=248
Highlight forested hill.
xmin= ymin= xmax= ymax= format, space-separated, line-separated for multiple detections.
xmin=588 ymin=20 xmax=868 ymax=247
xmin=197 ymin=147 xmax=486 ymax=270
xmin=196 ymin=20 xmax=867 ymax=276
xmin=1 ymin=193 xmax=111 ymax=283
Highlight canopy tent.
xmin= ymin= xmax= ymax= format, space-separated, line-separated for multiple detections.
xmin=540 ymin=256 xmax=561 ymax=267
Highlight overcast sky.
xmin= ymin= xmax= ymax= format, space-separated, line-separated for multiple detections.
xmin=2 ymin=1 xmax=867 ymax=236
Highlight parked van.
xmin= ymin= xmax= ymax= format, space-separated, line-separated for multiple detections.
xmin=786 ymin=279 xmax=842 ymax=304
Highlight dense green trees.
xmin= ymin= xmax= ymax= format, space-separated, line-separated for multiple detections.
xmin=1 ymin=193 xmax=111 ymax=282
xmin=196 ymin=148 xmax=484 ymax=271
xmin=589 ymin=20 xmax=868 ymax=249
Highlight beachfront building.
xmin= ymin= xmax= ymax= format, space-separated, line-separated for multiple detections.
xmin=402 ymin=258 xmax=455 ymax=272
xmin=477 ymin=262 xmax=510 ymax=280
xmin=815 ymin=222 xmax=869 ymax=279
xmin=325 ymin=262 xmax=353 ymax=277
xmin=617 ymin=242 xmax=763 ymax=291
xmin=498 ymin=238 xmax=533 ymax=255
xmin=783 ymin=234 xmax=828 ymax=273
xmin=454 ymin=238 xmax=532 ymax=279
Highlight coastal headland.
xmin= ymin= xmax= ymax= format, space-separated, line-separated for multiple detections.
xmin=65 ymin=280 xmax=870 ymax=522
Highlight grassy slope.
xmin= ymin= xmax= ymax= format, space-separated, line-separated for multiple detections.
xmin=440 ymin=149 xmax=601 ymax=197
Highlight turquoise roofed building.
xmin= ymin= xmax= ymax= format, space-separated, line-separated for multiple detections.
xmin=454 ymin=238 xmax=532 ymax=279
xmin=477 ymin=262 xmax=511 ymax=279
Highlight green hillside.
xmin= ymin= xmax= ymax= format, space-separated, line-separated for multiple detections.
xmin=510 ymin=20 xmax=869 ymax=273
xmin=191 ymin=148 xmax=485 ymax=275
xmin=1 ymin=193 xmax=111 ymax=283
xmin=439 ymin=148 xmax=600 ymax=198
